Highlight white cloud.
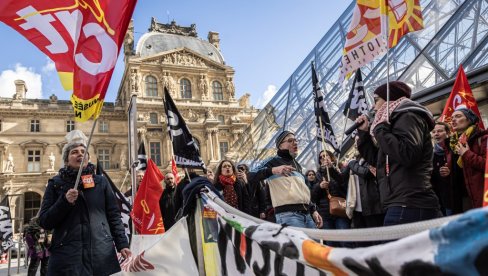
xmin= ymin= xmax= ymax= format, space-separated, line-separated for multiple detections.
xmin=256 ymin=84 xmax=277 ymax=108
xmin=0 ymin=64 xmax=43 ymax=99
xmin=41 ymin=58 xmax=56 ymax=74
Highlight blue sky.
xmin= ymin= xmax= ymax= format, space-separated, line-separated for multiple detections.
xmin=0 ymin=1 xmax=351 ymax=108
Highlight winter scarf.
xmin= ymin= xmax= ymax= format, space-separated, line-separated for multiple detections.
xmin=59 ymin=163 xmax=96 ymax=185
xmin=219 ymin=174 xmax=238 ymax=208
xmin=450 ymin=125 xmax=475 ymax=168
xmin=370 ymin=97 xmax=409 ymax=136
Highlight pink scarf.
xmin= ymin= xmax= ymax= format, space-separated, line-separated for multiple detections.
xmin=370 ymin=97 xmax=409 ymax=136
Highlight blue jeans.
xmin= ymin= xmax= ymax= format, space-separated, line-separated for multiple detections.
xmin=383 ymin=206 xmax=441 ymax=226
xmin=275 ymin=211 xmax=316 ymax=229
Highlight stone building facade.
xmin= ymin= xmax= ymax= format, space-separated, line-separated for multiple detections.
xmin=0 ymin=19 xmax=257 ymax=233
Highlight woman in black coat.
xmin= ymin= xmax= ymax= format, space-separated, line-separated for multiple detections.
xmin=311 ymin=150 xmax=351 ymax=247
xmin=39 ymin=140 xmax=130 ymax=276
xmin=214 ymin=160 xmax=250 ymax=214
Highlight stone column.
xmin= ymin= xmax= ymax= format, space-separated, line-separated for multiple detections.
xmin=213 ymin=129 xmax=220 ymax=160
xmin=207 ymin=130 xmax=214 ymax=161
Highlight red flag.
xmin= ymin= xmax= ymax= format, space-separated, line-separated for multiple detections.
xmin=440 ymin=65 xmax=485 ymax=129
xmin=131 ymin=159 xmax=165 ymax=234
xmin=171 ymin=157 xmax=181 ymax=185
xmin=483 ymin=140 xmax=488 ymax=207
xmin=0 ymin=0 xmax=137 ymax=121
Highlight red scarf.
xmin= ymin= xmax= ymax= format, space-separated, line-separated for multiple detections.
xmin=219 ymin=174 xmax=238 ymax=208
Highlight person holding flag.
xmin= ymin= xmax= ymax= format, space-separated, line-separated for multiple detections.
xmin=355 ymin=81 xmax=440 ymax=226
xmin=450 ymin=106 xmax=487 ymax=210
xmin=39 ymin=130 xmax=130 ymax=275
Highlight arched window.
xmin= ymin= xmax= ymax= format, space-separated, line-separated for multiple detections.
xmin=180 ymin=78 xmax=192 ymax=99
xmin=212 ymin=81 xmax=223 ymax=101
xmin=24 ymin=192 xmax=41 ymax=224
xmin=145 ymin=75 xmax=158 ymax=97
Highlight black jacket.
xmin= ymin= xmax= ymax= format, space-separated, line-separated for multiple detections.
xmin=348 ymin=160 xmax=383 ymax=216
xmin=39 ymin=172 xmax=128 ymax=276
xmin=358 ymin=100 xmax=439 ymax=210
xmin=214 ymin=179 xmax=251 ymax=214
xmin=431 ymin=140 xmax=453 ymax=212
xmin=311 ymin=167 xmax=345 ymax=219
xmin=159 ymin=185 xmax=177 ymax=231
xmin=247 ymin=180 xmax=267 ymax=218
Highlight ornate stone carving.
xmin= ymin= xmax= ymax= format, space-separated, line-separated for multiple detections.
xmin=130 ymin=69 xmax=139 ymax=93
xmin=48 ymin=152 xmax=55 ymax=171
xmin=161 ymin=71 xmax=176 ymax=96
xmin=49 ymin=94 xmax=58 ymax=104
xmin=124 ymin=19 xmax=134 ymax=56
xmin=187 ymin=109 xmax=199 ymax=122
xmin=226 ymin=77 xmax=235 ymax=99
xmin=238 ymin=93 xmax=250 ymax=108
xmin=205 ymin=108 xmax=215 ymax=119
xmin=5 ymin=153 xmax=14 ymax=173
xmin=198 ymin=74 xmax=209 ymax=99
xmin=149 ymin=18 xmax=197 ymax=37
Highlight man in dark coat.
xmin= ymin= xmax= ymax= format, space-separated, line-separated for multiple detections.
xmin=355 ymin=81 xmax=440 ymax=226
xmin=39 ymin=130 xmax=130 ymax=276
xmin=160 ymin=172 xmax=178 ymax=231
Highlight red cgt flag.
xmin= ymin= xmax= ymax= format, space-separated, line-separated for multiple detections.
xmin=131 ymin=159 xmax=165 ymax=234
xmin=0 ymin=0 xmax=137 ymax=122
xmin=171 ymin=157 xmax=181 ymax=185
xmin=440 ymin=65 xmax=485 ymax=129
xmin=484 ymin=140 xmax=488 ymax=207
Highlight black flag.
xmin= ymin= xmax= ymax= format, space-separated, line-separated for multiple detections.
xmin=164 ymin=87 xmax=206 ymax=170
xmin=136 ymin=142 xmax=147 ymax=171
xmin=0 ymin=196 xmax=14 ymax=252
xmin=311 ymin=62 xmax=340 ymax=153
xmin=96 ymin=161 xmax=132 ymax=242
xmin=343 ymin=69 xmax=369 ymax=121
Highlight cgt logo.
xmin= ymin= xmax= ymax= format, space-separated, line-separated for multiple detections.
xmin=15 ymin=2 xmax=117 ymax=76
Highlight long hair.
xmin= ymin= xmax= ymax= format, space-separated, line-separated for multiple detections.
xmin=318 ymin=150 xmax=336 ymax=168
xmin=213 ymin=159 xmax=237 ymax=185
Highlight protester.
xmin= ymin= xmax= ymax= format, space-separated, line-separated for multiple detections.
xmin=347 ymin=155 xmax=384 ymax=227
xmin=312 ymin=150 xmax=350 ymax=247
xmin=247 ymin=130 xmax=322 ymax=229
xmin=305 ymin=169 xmax=318 ymax=192
xmin=206 ymin=168 xmax=214 ymax=182
xmin=355 ymin=81 xmax=440 ymax=226
xmin=159 ymin=172 xmax=178 ymax=231
xmin=24 ymin=217 xmax=50 ymax=276
xmin=450 ymin=107 xmax=487 ymax=209
xmin=237 ymin=164 xmax=266 ymax=219
xmin=124 ymin=170 xmax=145 ymax=198
xmin=39 ymin=130 xmax=130 ymax=275
xmin=431 ymin=122 xmax=454 ymax=215
xmin=214 ymin=160 xmax=250 ymax=214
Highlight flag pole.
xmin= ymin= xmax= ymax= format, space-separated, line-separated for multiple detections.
xmin=385 ymin=2 xmax=391 ymax=177
xmin=128 ymin=93 xmax=138 ymax=235
xmin=318 ymin=116 xmax=331 ymax=182
xmin=73 ymin=118 xmax=98 ymax=190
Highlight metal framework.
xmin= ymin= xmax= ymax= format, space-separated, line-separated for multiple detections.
xmin=234 ymin=0 xmax=488 ymax=170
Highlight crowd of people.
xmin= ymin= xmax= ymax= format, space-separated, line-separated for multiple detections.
xmin=31 ymin=80 xmax=486 ymax=274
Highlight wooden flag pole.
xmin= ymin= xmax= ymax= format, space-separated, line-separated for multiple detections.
xmin=385 ymin=3 xmax=391 ymax=177
xmin=73 ymin=118 xmax=98 ymax=190
xmin=318 ymin=115 xmax=331 ymax=182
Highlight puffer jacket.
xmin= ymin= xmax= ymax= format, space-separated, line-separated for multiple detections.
xmin=358 ymin=99 xmax=439 ymax=210
xmin=39 ymin=169 xmax=128 ymax=276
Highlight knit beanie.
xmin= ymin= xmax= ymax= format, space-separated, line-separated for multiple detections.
xmin=275 ymin=130 xmax=294 ymax=148
xmin=374 ymin=81 xmax=412 ymax=101
xmin=455 ymin=106 xmax=479 ymax=125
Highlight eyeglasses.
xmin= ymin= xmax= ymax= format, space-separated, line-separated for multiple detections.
xmin=281 ymin=138 xmax=299 ymax=144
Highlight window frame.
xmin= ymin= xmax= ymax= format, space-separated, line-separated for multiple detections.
xmin=145 ymin=75 xmax=158 ymax=97
xmin=99 ymin=121 xmax=109 ymax=133
xmin=97 ymin=148 xmax=111 ymax=170
xmin=27 ymin=149 xmax=41 ymax=172
xmin=212 ymin=81 xmax=223 ymax=101
xmin=180 ymin=78 xmax=192 ymax=99
xmin=30 ymin=119 xmax=40 ymax=132
xmin=149 ymin=141 xmax=161 ymax=166
xmin=66 ymin=120 xmax=75 ymax=132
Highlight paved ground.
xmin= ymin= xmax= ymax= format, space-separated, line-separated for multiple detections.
xmin=0 ymin=257 xmax=28 ymax=276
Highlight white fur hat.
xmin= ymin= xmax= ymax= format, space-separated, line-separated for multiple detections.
xmin=62 ymin=130 xmax=88 ymax=162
